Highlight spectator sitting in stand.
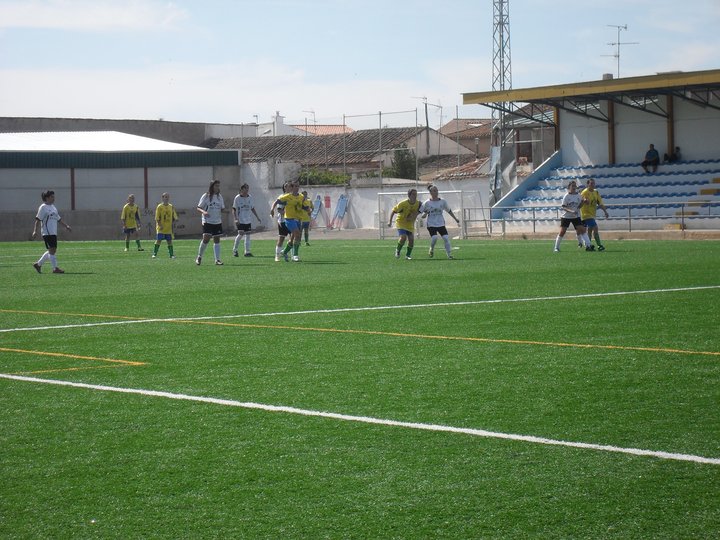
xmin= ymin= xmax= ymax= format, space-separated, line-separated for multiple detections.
xmin=641 ymin=144 xmax=660 ymax=173
xmin=664 ymin=146 xmax=681 ymax=163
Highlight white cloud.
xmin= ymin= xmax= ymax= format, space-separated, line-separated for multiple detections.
xmin=0 ymin=0 xmax=188 ymax=31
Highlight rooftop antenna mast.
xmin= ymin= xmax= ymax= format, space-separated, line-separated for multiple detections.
xmin=491 ymin=0 xmax=514 ymax=203
xmin=604 ymin=24 xmax=638 ymax=78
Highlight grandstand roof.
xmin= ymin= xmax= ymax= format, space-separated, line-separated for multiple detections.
xmin=463 ymin=69 xmax=720 ymax=122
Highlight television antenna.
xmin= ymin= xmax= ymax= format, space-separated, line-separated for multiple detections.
xmin=603 ymin=24 xmax=639 ymax=78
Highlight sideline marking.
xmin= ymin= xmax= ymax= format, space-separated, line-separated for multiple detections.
xmin=0 ymin=347 xmax=146 ymax=366
xmin=1 ymin=373 xmax=718 ymax=466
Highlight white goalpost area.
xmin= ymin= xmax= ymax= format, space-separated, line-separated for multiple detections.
xmin=377 ymin=190 xmax=488 ymax=239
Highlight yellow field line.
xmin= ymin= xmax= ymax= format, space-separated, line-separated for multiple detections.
xmin=0 ymin=309 xmax=137 ymax=320
xmin=0 ymin=347 xmax=147 ymax=366
xmin=11 ymin=365 xmax=128 ymax=375
xmin=178 ymin=320 xmax=720 ymax=358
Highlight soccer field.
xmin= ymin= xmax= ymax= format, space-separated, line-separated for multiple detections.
xmin=1 ymin=237 xmax=719 ymax=538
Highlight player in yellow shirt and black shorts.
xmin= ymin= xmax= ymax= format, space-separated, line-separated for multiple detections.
xmin=121 ymin=194 xmax=144 ymax=252
xmin=388 ymin=188 xmax=421 ymax=260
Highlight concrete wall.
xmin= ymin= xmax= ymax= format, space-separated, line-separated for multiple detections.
xmin=560 ymin=95 xmax=720 ymax=166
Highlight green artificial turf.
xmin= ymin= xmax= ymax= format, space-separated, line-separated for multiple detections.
xmin=1 ymin=237 xmax=719 ymax=538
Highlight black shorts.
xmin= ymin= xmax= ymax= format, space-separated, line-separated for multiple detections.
xmin=277 ymin=222 xmax=290 ymax=237
xmin=43 ymin=235 xmax=58 ymax=249
xmin=202 ymin=223 xmax=223 ymax=236
xmin=427 ymin=226 xmax=448 ymax=237
xmin=560 ymin=217 xmax=584 ymax=229
xmin=236 ymin=222 xmax=252 ymax=233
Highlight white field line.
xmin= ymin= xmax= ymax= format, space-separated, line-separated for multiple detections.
xmin=1 ymin=373 xmax=718 ymax=466
xmin=1 ymin=285 xmax=719 ymax=334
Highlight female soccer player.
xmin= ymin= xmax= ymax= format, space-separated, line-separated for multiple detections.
xmin=196 ymin=180 xmax=226 ymax=265
xmin=300 ymin=190 xmax=314 ymax=246
xmin=120 ymin=193 xmax=143 ymax=252
xmin=31 ymin=190 xmax=71 ymax=274
xmin=270 ymin=182 xmax=290 ymax=262
xmin=275 ymin=181 xmax=305 ymax=262
xmin=421 ymin=184 xmax=460 ymax=259
xmin=388 ymin=188 xmax=421 ymax=259
xmin=553 ymin=181 xmax=593 ymax=252
xmin=232 ymin=183 xmax=261 ymax=257
xmin=153 ymin=192 xmax=178 ymax=259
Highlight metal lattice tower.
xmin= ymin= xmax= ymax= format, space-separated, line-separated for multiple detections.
xmin=491 ymin=0 xmax=513 ymax=202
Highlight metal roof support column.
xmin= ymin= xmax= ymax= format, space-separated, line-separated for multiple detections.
xmin=70 ymin=168 xmax=76 ymax=210
xmin=666 ymin=94 xmax=675 ymax=155
xmin=607 ymin=100 xmax=616 ymax=165
xmin=143 ymin=167 xmax=149 ymax=209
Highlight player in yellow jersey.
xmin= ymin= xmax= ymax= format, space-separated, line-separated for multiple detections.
xmin=580 ymin=178 xmax=609 ymax=251
xmin=121 ymin=194 xmax=144 ymax=252
xmin=388 ymin=188 xmax=421 ymax=259
xmin=275 ymin=181 xmax=305 ymax=261
xmin=153 ymin=192 xmax=178 ymax=259
xmin=300 ymin=190 xmax=313 ymax=246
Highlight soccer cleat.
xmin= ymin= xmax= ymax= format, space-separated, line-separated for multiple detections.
xmin=429 ymin=248 xmax=434 ymax=258
xmin=274 ymin=255 xmax=280 ymax=262
xmin=447 ymin=255 xmax=454 ymax=260
xmin=169 ymin=255 xmax=176 ymax=259
xmin=195 ymin=256 xmax=202 ymax=265
xmin=215 ymin=260 xmax=223 ymax=265
xmin=305 ymin=242 xmax=310 ymax=246
xmin=406 ymin=255 xmax=412 ymax=260
xmin=244 ymin=253 xmax=253 ymax=257
xmin=32 ymin=263 xmax=42 ymax=273
xmin=52 ymin=267 xmax=65 ymax=274
xmin=152 ymin=254 xmax=157 ymax=258
xmin=394 ymin=250 xmax=400 ymax=259
xmin=554 ymin=248 xmax=560 ymax=252
xmin=233 ymin=250 xmax=239 ymax=257
xmin=124 ymin=248 xmax=129 ymax=252
xmin=598 ymin=245 xmax=605 ymax=251
xmin=292 ymin=255 xmax=300 ymax=262
xmin=137 ymin=248 xmax=144 ymax=252
xmin=283 ymin=252 xmax=289 ymax=262
xmin=585 ymin=245 xmax=595 ymax=251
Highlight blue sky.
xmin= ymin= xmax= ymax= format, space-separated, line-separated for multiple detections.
xmin=0 ymin=0 xmax=718 ymax=130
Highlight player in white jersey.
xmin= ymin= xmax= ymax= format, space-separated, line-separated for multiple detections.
xmin=421 ymin=184 xmax=460 ymax=259
xmin=232 ymin=183 xmax=261 ymax=257
xmin=196 ymin=180 xmax=226 ymax=265
xmin=553 ymin=181 xmax=593 ymax=252
xmin=31 ymin=190 xmax=72 ymax=274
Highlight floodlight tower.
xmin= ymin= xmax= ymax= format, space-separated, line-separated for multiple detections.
xmin=491 ymin=0 xmax=514 ymax=203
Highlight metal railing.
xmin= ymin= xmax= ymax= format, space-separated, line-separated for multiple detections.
xmin=462 ymin=201 xmax=720 ymax=237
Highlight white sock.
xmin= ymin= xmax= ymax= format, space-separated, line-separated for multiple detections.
xmin=430 ymin=236 xmax=438 ymax=250
xmin=581 ymin=233 xmax=591 ymax=247
xmin=198 ymin=241 xmax=208 ymax=258
xmin=233 ymin=234 xmax=241 ymax=252
xmin=554 ymin=235 xmax=562 ymax=250
xmin=244 ymin=234 xmax=251 ymax=253
xmin=49 ymin=254 xmax=57 ymax=268
xmin=213 ymin=243 xmax=221 ymax=261
xmin=37 ymin=251 xmax=50 ymax=266
xmin=442 ymin=235 xmax=452 ymax=255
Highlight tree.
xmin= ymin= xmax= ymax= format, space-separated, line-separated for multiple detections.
xmin=389 ymin=144 xmax=416 ymax=180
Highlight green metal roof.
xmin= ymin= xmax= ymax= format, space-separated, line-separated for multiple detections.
xmin=0 ymin=150 xmax=238 ymax=168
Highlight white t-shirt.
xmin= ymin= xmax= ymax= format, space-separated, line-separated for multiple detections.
xmin=233 ymin=194 xmax=255 ymax=224
xmin=421 ymin=198 xmax=451 ymax=227
xmin=197 ymin=193 xmax=225 ymax=225
xmin=36 ymin=203 xmax=61 ymax=236
xmin=561 ymin=192 xmax=582 ymax=219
